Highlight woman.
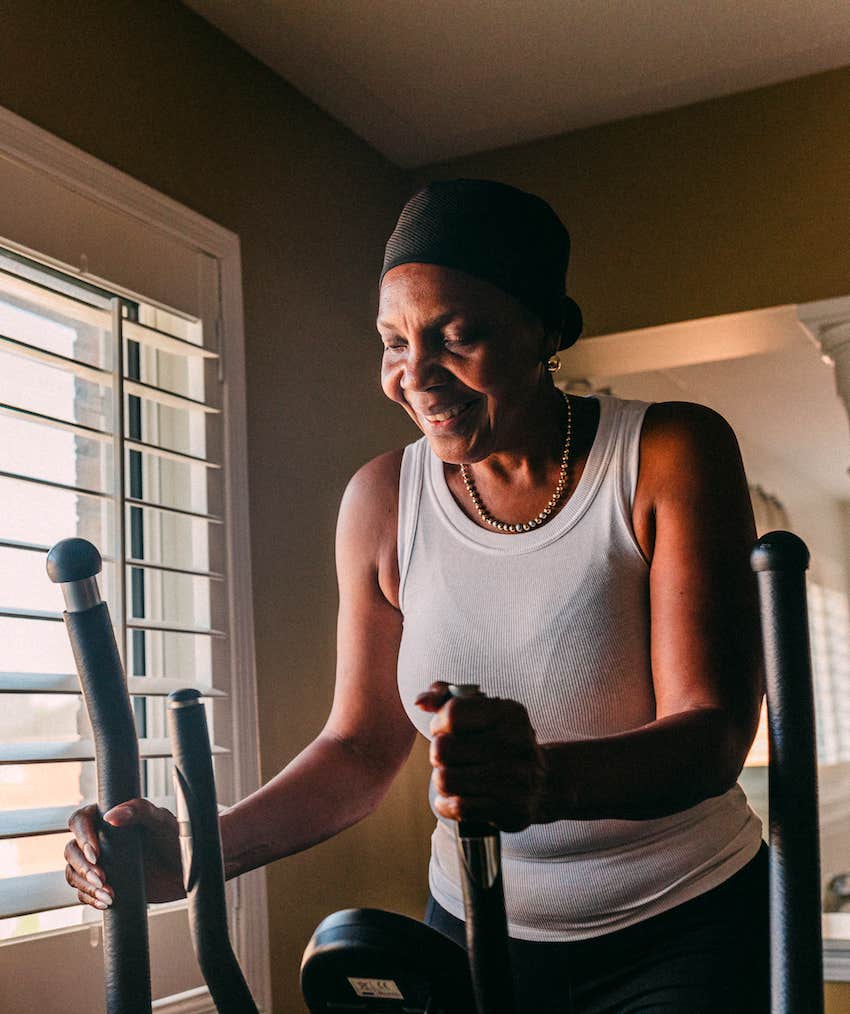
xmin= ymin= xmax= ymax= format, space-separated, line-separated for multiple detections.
xmin=65 ymin=180 xmax=768 ymax=1012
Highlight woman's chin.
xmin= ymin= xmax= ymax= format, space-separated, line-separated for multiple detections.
xmin=424 ymin=431 xmax=489 ymax=466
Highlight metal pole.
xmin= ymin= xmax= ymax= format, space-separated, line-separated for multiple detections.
xmin=47 ymin=537 xmax=152 ymax=1014
xmin=751 ymin=531 xmax=824 ymax=1014
xmin=167 ymin=688 xmax=258 ymax=1013
xmin=450 ymin=685 xmax=516 ymax=1014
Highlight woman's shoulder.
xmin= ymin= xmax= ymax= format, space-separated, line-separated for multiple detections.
xmin=337 ymin=448 xmax=409 ymax=606
xmin=341 ymin=435 xmax=428 ymax=514
xmin=641 ymin=401 xmax=740 ymax=456
xmin=637 ymin=400 xmax=745 ymax=497
xmin=343 ymin=448 xmax=405 ymax=510
xmin=337 ymin=448 xmax=407 ymax=554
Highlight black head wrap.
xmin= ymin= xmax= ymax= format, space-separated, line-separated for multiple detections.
xmin=381 ymin=179 xmax=582 ymax=350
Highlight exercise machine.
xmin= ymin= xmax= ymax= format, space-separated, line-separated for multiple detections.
xmin=47 ymin=532 xmax=825 ymax=1013
xmin=47 ymin=538 xmax=512 ymax=1014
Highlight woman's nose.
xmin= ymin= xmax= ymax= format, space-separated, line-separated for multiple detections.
xmin=401 ymin=346 xmax=443 ymax=392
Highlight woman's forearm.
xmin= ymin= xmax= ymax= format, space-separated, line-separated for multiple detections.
xmin=219 ymin=730 xmax=399 ymax=879
xmin=538 ymin=707 xmax=749 ymax=822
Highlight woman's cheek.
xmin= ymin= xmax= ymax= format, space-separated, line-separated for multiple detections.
xmin=380 ymin=363 xmax=404 ymax=405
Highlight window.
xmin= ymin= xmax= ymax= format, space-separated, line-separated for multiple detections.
xmin=0 ymin=106 xmax=268 ymax=1011
xmin=0 ymin=247 xmax=223 ymax=939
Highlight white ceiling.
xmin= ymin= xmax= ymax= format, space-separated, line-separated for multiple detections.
xmin=183 ymin=0 xmax=850 ymax=167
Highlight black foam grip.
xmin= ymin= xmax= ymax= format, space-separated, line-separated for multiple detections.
xmin=751 ymin=532 xmax=824 ymax=1014
xmin=167 ymin=692 xmax=258 ymax=1013
xmin=64 ymin=605 xmax=152 ymax=1014
xmin=457 ymin=823 xmax=517 ymax=1014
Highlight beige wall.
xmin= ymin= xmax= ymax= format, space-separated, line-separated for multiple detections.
xmin=2 ymin=3 xmax=848 ymax=1010
xmin=0 ymin=3 xmax=429 ymax=1012
xmin=420 ymin=66 xmax=850 ymax=339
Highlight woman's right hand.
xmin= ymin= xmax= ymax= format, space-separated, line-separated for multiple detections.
xmin=64 ymin=800 xmax=185 ymax=909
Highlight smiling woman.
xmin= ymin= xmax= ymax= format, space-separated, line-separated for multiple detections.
xmin=67 ymin=178 xmax=768 ymax=1013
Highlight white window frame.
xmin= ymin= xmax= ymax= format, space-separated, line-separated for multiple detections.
xmin=0 ymin=104 xmax=270 ymax=1012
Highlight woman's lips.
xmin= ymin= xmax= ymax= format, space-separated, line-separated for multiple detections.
xmin=420 ymin=399 xmax=476 ymax=430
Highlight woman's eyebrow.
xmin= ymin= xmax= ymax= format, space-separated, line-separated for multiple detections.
xmin=377 ymin=311 xmax=466 ymax=333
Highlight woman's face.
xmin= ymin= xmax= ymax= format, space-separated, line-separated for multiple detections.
xmin=378 ymin=263 xmax=550 ymax=464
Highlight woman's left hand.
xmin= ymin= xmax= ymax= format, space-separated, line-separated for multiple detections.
xmin=415 ymin=681 xmax=549 ymax=832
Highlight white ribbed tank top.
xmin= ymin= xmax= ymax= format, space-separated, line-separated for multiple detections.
xmin=396 ymin=394 xmax=762 ymax=942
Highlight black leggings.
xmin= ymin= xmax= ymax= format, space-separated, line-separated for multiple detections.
xmin=424 ymin=844 xmax=769 ymax=1013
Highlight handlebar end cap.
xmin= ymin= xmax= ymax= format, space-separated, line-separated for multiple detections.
xmin=46 ymin=538 xmax=103 ymax=584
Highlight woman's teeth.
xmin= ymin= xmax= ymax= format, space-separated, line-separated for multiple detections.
xmin=426 ymin=402 xmax=472 ymax=423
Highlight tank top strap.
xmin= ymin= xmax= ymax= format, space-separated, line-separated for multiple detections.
xmin=397 ymin=436 xmax=429 ymax=612
xmin=600 ymin=394 xmax=651 ymax=552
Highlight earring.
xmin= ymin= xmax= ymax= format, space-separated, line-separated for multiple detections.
xmin=546 ymin=354 xmax=561 ymax=373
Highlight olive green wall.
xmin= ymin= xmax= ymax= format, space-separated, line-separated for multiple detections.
xmin=0 ymin=3 xmax=429 ymax=1012
xmin=420 ymin=66 xmax=850 ymax=339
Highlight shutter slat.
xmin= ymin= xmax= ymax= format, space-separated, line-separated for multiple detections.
xmin=126 ymin=559 xmax=224 ymax=581
xmin=126 ymin=619 xmax=226 ymax=638
xmin=0 ymin=266 xmax=110 ymax=329
xmin=0 ymin=795 xmax=176 ymax=839
xmin=0 ymin=400 xmax=112 ymax=440
xmin=0 ymin=539 xmax=115 ymax=563
xmin=124 ymin=378 xmax=219 ymax=415
xmin=0 ymin=738 xmax=229 ymax=764
xmin=123 ymin=319 xmax=217 ymax=360
xmin=0 ymin=606 xmax=62 ymax=622
xmin=125 ymin=497 xmax=223 ymax=524
xmin=0 ymin=331 xmax=112 ymax=384
xmin=0 ymin=610 xmax=225 ymax=634
xmin=0 ymin=467 xmax=109 ymax=501
xmin=0 ymin=537 xmax=50 ymax=554
xmin=0 ymin=870 xmax=76 ymax=918
xmin=126 ymin=437 xmax=220 ymax=469
xmin=0 ymin=673 xmax=225 ymax=697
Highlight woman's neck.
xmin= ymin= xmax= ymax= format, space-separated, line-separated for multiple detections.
xmin=472 ymin=383 xmax=569 ymax=486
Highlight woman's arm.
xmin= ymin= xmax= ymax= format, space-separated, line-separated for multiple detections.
xmin=65 ymin=451 xmax=413 ymax=903
xmin=425 ymin=402 xmax=763 ymax=827
xmin=221 ymin=450 xmax=414 ymax=876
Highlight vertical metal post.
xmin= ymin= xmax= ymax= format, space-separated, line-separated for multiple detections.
xmin=751 ymin=531 xmax=824 ymax=1014
xmin=450 ymin=685 xmax=516 ymax=1014
xmin=47 ymin=538 xmax=151 ymax=1014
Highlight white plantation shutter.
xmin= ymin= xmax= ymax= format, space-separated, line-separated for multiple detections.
xmin=0 ymin=251 xmax=232 ymax=930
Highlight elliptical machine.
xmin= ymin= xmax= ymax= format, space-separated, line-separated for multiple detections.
xmin=48 ymin=538 xmax=515 ymax=1014
xmin=47 ymin=533 xmax=825 ymax=1014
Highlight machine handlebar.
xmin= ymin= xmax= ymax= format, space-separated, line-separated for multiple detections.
xmin=48 ymin=538 xmax=152 ymax=1014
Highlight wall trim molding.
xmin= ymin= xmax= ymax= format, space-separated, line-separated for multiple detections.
xmin=0 ymin=105 xmax=237 ymax=258
xmin=0 ymin=102 xmax=271 ymax=1012
xmin=565 ymin=304 xmax=811 ymax=382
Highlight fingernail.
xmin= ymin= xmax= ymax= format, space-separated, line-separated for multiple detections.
xmin=94 ymin=890 xmax=112 ymax=906
xmin=83 ymin=844 xmax=98 ymax=865
xmin=85 ymin=871 xmax=103 ymax=890
xmin=94 ymin=900 xmax=109 ymax=910
xmin=105 ymin=805 xmax=132 ymax=822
